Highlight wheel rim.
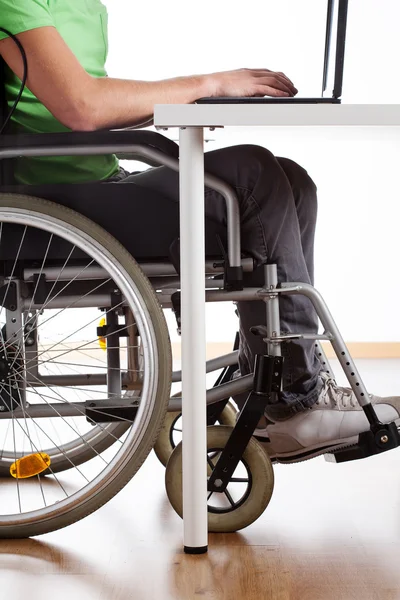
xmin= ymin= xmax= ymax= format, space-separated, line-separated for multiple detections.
xmin=206 ymin=446 xmax=252 ymax=514
xmin=0 ymin=198 xmax=167 ymax=527
xmin=169 ymin=413 xmax=183 ymax=450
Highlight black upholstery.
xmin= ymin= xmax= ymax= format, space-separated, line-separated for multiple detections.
xmin=0 ymin=57 xmax=13 ymax=184
xmin=0 ymin=59 xmax=6 ymax=126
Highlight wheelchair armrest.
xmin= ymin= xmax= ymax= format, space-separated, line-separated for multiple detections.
xmin=0 ymin=129 xmax=179 ymax=165
xmin=0 ymin=127 xmax=243 ymax=272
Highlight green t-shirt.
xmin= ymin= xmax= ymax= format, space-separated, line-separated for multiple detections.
xmin=0 ymin=0 xmax=120 ymax=184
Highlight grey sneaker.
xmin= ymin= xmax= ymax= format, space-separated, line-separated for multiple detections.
xmin=256 ymin=374 xmax=400 ymax=462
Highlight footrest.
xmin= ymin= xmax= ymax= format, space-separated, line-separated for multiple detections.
xmin=325 ymin=422 xmax=400 ymax=464
xmin=86 ymin=404 xmax=138 ymax=423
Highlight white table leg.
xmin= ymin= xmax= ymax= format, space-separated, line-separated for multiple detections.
xmin=179 ymin=126 xmax=208 ymax=553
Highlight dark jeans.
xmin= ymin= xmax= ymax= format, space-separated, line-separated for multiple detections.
xmin=12 ymin=144 xmax=322 ymax=419
xmin=114 ymin=144 xmax=323 ymax=418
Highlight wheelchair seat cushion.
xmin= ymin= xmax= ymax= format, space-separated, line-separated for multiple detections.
xmin=0 ymin=181 xmax=227 ymax=262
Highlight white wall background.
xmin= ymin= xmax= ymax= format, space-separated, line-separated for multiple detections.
xmin=103 ymin=0 xmax=400 ymax=344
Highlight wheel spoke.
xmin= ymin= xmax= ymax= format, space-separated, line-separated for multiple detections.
xmin=223 ymin=487 xmax=236 ymax=507
xmin=8 ymin=234 xmax=53 ymax=372
xmin=16 ymin=381 xmax=47 ymax=506
xmin=22 ymin=381 xmax=109 ymax=467
xmin=0 ymin=226 xmax=27 ymax=327
xmin=34 ymin=356 xmax=142 ymax=373
xmin=207 ymin=454 xmax=216 ymax=471
xmin=0 ymin=383 xmax=69 ymax=498
xmin=26 ymin=373 xmax=133 ymax=434
xmin=9 ymin=388 xmax=22 ymax=513
xmin=3 ymin=260 xmax=105 ymax=354
xmin=20 ymin=298 xmax=124 ymax=374
xmin=2 ymin=383 xmax=90 ymax=483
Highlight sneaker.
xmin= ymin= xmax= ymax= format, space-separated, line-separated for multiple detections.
xmin=255 ymin=374 xmax=400 ymax=463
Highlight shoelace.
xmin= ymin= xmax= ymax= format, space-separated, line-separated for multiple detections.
xmin=316 ymin=374 xmax=358 ymax=409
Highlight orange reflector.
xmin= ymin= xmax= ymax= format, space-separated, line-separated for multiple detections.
xmin=10 ymin=453 xmax=51 ymax=479
xmin=98 ymin=317 xmax=106 ymax=351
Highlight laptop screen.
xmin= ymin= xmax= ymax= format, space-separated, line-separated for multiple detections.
xmin=322 ymin=0 xmax=348 ymax=99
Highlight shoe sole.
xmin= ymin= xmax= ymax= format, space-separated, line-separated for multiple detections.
xmin=255 ymin=435 xmax=359 ymax=464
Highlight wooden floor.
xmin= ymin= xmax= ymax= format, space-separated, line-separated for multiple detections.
xmin=2 ymin=359 xmax=400 ymax=600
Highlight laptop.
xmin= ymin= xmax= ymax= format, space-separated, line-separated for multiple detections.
xmin=196 ymin=0 xmax=349 ymax=105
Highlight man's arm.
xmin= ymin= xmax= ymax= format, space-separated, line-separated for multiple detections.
xmin=0 ymin=27 xmax=297 ymax=132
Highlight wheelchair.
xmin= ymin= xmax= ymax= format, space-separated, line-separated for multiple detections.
xmin=1 ymin=61 xmax=400 ymax=540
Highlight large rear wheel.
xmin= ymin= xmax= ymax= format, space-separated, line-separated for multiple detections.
xmin=0 ymin=194 xmax=171 ymax=537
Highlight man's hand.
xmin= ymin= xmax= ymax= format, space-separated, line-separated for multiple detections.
xmin=206 ymin=68 xmax=298 ymax=98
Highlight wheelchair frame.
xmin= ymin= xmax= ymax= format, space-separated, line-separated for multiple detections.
xmin=0 ymin=134 xmax=398 ymax=454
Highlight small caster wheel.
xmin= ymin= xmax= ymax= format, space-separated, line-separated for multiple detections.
xmin=165 ymin=425 xmax=274 ymax=532
xmin=154 ymin=401 xmax=237 ymax=467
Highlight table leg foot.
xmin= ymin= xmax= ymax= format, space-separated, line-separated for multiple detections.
xmin=184 ymin=545 xmax=208 ymax=555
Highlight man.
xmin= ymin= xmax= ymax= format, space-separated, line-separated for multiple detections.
xmin=1 ymin=0 xmax=399 ymax=462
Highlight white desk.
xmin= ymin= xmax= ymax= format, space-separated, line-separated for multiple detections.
xmin=153 ymin=103 xmax=400 ymax=553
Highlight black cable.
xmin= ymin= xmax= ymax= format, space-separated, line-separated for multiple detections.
xmin=0 ymin=27 xmax=28 ymax=135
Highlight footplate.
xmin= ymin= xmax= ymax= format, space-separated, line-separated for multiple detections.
xmin=86 ymin=403 xmax=139 ymax=423
xmin=325 ymin=422 xmax=400 ymax=463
